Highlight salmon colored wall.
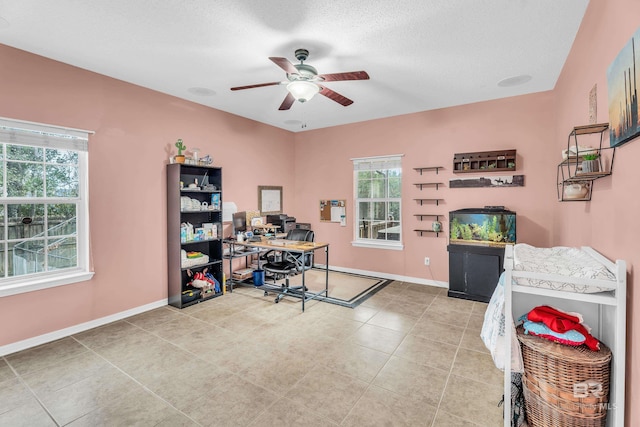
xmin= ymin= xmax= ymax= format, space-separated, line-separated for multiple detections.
xmin=1 ymin=0 xmax=638 ymax=421
xmin=551 ymin=0 xmax=640 ymax=423
xmin=0 ymin=44 xmax=295 ymax=346
xmin=293 ymin=92 xmax=557 ymax=283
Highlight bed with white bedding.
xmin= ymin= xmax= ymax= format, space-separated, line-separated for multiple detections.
xmin=483 ymin=243 xmax=626 ymax=427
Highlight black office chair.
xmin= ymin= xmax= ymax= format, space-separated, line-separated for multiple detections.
xmin=262 ymin=229 xmax=314 ymax=303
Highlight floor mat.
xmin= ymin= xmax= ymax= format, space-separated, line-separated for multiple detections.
xmin=266 ymin=268 xmax=393 ymax=308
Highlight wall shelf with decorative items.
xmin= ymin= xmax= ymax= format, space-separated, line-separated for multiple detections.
xmin=556 ymin=123 xmax=615 ymax=202
xmin=414 ymin=229 xmax=441 ymax=236
xmin=413 ymin=166 xmax=444 ymax=235
xmin=453 ymin=149 xmax=516 ymax=173
xmin=413 ymin=214 xmax=443 ymax=236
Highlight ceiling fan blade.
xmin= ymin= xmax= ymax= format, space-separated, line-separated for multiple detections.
xmin=278 ymin=93 xmax=295 ymax=110
xmin=318 ymin=71 xmax=370 ymax=82
xmin=269 ymin=57 xmax=298 ymax=74
xmin=318 ymin=85 xmax=354 ymax=106
xmin=230 ymin=82 xmax=281 ymax=91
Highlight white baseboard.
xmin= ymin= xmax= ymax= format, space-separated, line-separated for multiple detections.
xmin=315 ymin=264 xmax=448 ymax=289
xmin=0 ymin=299 xmax=168 ymax=357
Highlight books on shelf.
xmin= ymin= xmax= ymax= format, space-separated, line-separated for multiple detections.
xmin=211 ymin=193 xmax=221 ymax=210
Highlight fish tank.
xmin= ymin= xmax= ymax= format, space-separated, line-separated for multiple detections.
xmin=449 ymin=207 xmax=516 ymax=247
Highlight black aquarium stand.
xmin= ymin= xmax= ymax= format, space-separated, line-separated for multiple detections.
xmin=447 ymin=244 xmax=505 ymax=303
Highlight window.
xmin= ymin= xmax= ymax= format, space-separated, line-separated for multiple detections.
xmin=352 ymin=155 xmax=403 ymax=250
xmin=0 ymin=117 xmax=93 ymax=297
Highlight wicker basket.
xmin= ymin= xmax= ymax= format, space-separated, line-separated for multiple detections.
xmin=517 ymin=327 xmax=611 ymax=427
xmin=524 ymin=375 xmax=608 ymax=416
xmin=523 ymin=379 xmax=607 ymax=427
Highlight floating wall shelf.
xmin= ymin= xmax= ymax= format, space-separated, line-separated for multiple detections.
xmin=413 ymin=213 xmax=443 ymax=237
xmin=414 ymin=198 xmax=443 ymax=206
xmin=413 ymin=229 xmax=442 ymax=237
xmin=413 ymin=167 xmax=444 ymax=236
xmin=413 ymin=166 xmax=443 ymax=175
xmin=413 ymin=214 xmax=441 ymax=220
xmin=413 ymin=182 xmax=444 ymax=190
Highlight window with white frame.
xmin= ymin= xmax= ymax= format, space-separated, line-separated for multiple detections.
xmin=0 ymin=117 xmax=93 ymax=297
xmin=352 ymin=155 xmax=403 ymax=250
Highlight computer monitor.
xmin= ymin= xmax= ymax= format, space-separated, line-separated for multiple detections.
xmin=232 ymin=211 xmax=247 ymax=235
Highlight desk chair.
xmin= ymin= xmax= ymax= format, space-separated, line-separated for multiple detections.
xmin=262 ymin=228 xmax=314 ymax=303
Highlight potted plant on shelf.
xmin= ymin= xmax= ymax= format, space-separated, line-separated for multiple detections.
xmin=174 ymin=139 xmax=186 ymax=164
xmin=581 ymin=152 xmax=600 ymax=173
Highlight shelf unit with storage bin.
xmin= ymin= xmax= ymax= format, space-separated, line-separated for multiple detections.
xmin=167 ymin=164 xmax=224 ymax=308
xmin=556 ymin=123 xmax=615 ymax=202
xmin=413 ymin=166 xmax=444 ymax=236
xmin=453 ymin=149 xmax=516 ymax=173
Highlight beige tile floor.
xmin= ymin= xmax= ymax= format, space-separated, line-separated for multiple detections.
xmin=0 ymin=281 xmax=504 ymax=426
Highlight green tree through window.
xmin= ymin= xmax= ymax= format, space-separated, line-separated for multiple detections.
xmin=353 ymin=156 xmax=402 ymax=246
xmin=1 ymin=144 xmax=79 ymax=277
xmin=0 ymin=117 xmax=90 ymax=295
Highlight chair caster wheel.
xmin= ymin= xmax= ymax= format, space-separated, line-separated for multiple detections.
xmin=274 ymin=298 xmax=279 ymax=303
xmin=264 ymin=291 xmax=269 ymax=296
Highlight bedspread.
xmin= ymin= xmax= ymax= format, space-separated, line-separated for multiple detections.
xmin=512 ymin=244 xmax=614 ymax=293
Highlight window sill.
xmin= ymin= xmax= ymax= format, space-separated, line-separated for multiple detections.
xmin=351 ymin=240 xmax=404 ymax=251
xmin=0 ymin=270 xmax=95 ymax=297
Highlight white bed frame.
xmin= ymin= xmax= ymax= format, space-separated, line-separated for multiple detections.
xmin=502 ymin=244 xmax=626 ymax=427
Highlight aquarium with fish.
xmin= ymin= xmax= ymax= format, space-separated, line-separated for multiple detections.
xmin=449 ymin=208 xmax=516 ymax=246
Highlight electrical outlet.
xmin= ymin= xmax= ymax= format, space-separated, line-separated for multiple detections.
xmin=424 ymin=257 xmax=430 ymax=266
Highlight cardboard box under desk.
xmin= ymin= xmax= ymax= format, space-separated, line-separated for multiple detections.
xmin=232 ymin=268 xmax=254 ymax=280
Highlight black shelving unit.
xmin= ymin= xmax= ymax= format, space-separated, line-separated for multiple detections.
xmin=167 ymin=164 xmax=224 ymax=308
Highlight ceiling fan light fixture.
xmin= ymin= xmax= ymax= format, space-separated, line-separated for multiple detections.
xmin=287 ymin=80 xmax=319 ymax=102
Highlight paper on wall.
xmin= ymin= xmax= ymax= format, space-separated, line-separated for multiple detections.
xmin=222 ymin=202 xmax=237 ymax=222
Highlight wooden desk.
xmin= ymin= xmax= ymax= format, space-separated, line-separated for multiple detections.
xmin=225 ymin=239 xmax=329 ymax=311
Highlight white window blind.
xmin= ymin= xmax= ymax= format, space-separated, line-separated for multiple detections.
xmin=352 ymin=155 xmax=403 ymax=171
xmin=0 ymin=117 xmax=90 ymax=152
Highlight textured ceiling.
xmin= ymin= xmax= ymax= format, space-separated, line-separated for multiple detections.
xmin=0 ymin=0 xmax=589 ymax=132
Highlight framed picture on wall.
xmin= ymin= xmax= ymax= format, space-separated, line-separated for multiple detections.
xmin=607 ymin=26 xmax=640 ymax=147
xmin=258 ymin=186 xmax=282 ymax=215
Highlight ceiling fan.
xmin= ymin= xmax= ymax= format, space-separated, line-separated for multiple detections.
xmin=230 ymin=48 xmax=370 ymax=110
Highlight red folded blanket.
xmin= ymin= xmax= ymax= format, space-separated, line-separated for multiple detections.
xmin=527 ymin=305 xmax=600 ymax=351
